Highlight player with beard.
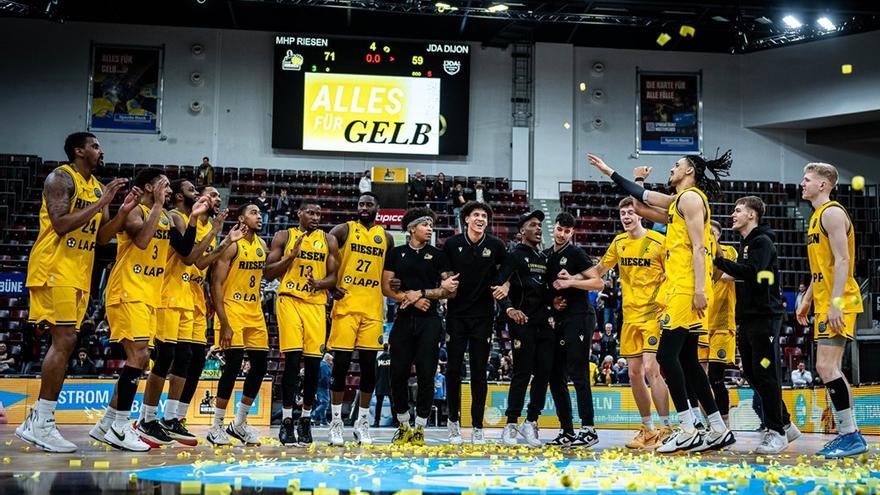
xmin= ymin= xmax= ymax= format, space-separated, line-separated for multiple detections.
xmin=326 ymin=192 xmax=394 ymax=446
xmin=89 ymin=168 xmax=197 ymax=451
xmin=135 ymin=179 xmax=211 ymax=446
xmin=18 ymin=132 xmax=135 ymax=453
xmin=382 ymin=207 xmax=458 ymax=445
xmin=564 ymin=197 xmax=672 ymax=449
xmin=534 ymin=213 xmax=603 ymax=448
xmin=796 ymin=163 xmax=866 ymax=458
xmin=442 ymin=201 xmax=508 ymax=445
xmin=498 ymin=210 xmax=552 ymax=448
xmin=588 ymin=152 xmax=735 ymax=453
xmin=208 ymin=204 xmax=269 ymax=446
xmin=266 ymin=199 xmax=340 ymax=447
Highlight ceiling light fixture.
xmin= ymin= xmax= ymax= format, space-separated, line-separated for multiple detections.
xmin=782 ymin=15 xmax=802 ymax=28
xmin=435 ymin=2 xmax=451 ymax=12
xmin=711 ymin=16 xmax=729 ymax=22
xmin=487 ymin=4 xmax=508 ymax=13
xmin=817 ymin=17 xmax=835 ymax=31
xmin=755 ymin=16 xmax=773 ymax=25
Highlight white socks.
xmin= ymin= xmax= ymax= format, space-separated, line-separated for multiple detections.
xmin=357 ymin=407 xmax=369 ymax=423
xmin=678 ymin=410 xmax=696 ymax=434
xmin=331 ymin=404 xmax=342 ymax=421
xmin=301 ymin=408 xmax=311 ymax=418
xmin=415 ymin=416 xmax=428 ymax=428
xmin=114 ymin=408 xmax=130 ymax=428
xmin=707 ymin=411 xmax=726 ymax=432
xmin=140 ymin=404 xmax=158 ymax=423
xmin=164 ymin=400 xmax=180 ymax=421
xmin=234 ymin=402 xmax=250 ymax=427
xmin=660 ymin=415 xmax=671 ymax=427
xmin=282 ymin=408 xmax=293 ymax=421
xmin=35 ymin=399 xmax=57 ymax=422
xmin=212 ymin=407 xmax=226 ymax=428
xmin=177 ymin=401 xmax=190 ymax=420
xmin=397 ymin=412 xmax=411 ymax=425
xmin=837 ymin=408 xmax=857 ymax=434
xmin=641 ymin=416 xmax=655 ymax=430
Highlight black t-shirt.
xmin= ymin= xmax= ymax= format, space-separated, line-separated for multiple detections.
xmin=384 ymin=243 xmax=451 ymax=317
xmin=544 ymin=241 xmax=595 ymax=317
xmin=499 ymin=243 xmax=551 ymax=324
xmin=442 ymin=233 xmax=507 ymax=319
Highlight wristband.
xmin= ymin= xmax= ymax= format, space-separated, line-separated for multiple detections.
xmin=421 ymin=289 xmax=427 ymax=298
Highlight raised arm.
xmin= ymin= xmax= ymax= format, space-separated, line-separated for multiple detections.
xmin=45 ymin=171 xmax=126 ymax=236
xmin=96 ymin=184 xmax=141 ymax=245
xmin=193 ymin=213 xmax=241 ymax=270
xmin=586 ymin=154 xmax=675 ymax=209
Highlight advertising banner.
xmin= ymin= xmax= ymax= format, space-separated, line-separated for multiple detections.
xmin=88 ymin=44 xmax=163 ymax=133
xmin=636 ymin=71 xmax=701 ymax=154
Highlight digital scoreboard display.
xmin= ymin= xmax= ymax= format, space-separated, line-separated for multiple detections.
xmin=272 ymin=35 xmax=471 ymax=156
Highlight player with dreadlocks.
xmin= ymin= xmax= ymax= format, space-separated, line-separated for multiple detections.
xmin=588 ymin=151 xmax=736 ymax=453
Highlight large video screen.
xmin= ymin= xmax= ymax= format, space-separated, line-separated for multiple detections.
xmin=272 ymin=35 xmax=471 ymax=156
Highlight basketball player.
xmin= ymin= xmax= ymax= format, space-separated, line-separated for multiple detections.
xmin=588 ymin=152 xmax=735 ymax=453
xmin=538 ymin=212 xmax=603 ymax=447
xmin=90 ymin=167 xmax=195 ymax=451
xmin=208 ymin=203 xmax=270 ymax=446
xmin=568 ymin=197 xmax=672 ymax=449
xmin=136 ymin=179 xmax=213 ymax=447
xmin=442 ymin=201 xmax=508 ymax=445
xmin=796 ymin=163 xmax=866 ymax=458
xmin=713 ymin=196 xmax=801 ymax=454
xmin=498 ymin=210 xmax=550 ymax=448
xmin=382 ymin=207 xmax=457 ymax=445
xmin=17 ymin=132 xmax=134 ymax=453
xmin=704 ymin=220 xmax=737 ymax=426
xmin=265 ymin=199 xmax=339 ymax=446
xmin=170 ymin=186 xmax=238 ymax=430
xmin=326 ymin=192 xmax=394 ymax=446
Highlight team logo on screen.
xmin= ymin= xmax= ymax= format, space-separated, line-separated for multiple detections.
xmin=443 ymin=60 xmax=461 ymax=76
xmin=282 ymin=50 xmax=304 ymax=71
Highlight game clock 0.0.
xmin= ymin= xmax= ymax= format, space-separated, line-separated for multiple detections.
xmin=272 ymin=35 xmax=470 ymax=156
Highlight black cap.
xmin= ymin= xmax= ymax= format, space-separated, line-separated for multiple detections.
xmin=517 ymin=210 xmax=545 ymax=229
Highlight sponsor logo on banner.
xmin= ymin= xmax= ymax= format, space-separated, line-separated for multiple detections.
xmin=0 ymin=272 xmax=26 ymax=295
xmin=376 ymin=209 xmax=405 ymax=227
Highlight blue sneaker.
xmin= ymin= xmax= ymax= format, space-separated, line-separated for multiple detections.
xmin=820 ymin=431 xmax=868 ymax=458
xmin=816 ymin=435 xmax=844 ymax=457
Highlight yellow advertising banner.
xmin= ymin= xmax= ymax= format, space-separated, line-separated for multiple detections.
xmin=0 ymin=378 xmax=272 ymax=426
xmin=371 ymin=166 xmax=408 ymax=184
xmin=460 ymin=383 xmax=880 ymax=435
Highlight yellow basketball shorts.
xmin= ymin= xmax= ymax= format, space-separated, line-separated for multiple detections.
xmin=28 ymin=285 xmax=89 ymax=329
xmin=620 ymin=320 xmax=661 ymax=358
xmin=814 ymin=313 xmax=857 ymax=341
xmin=277 ymin=295 xmax=327 ymax=357
xmin=660 ymin=292 xmax=706 ymax=334
xmin=215 ymin=324 xmax=268 ymax=351
xmin=327 ymin=313 xmax=384 ymax=351
xmin=189 ymin=305 xmax=210 ymax=345
xmin=155 ymin=307 xmax=194 ymax=345
xmin=706 ymin=329 xmax=735 ymax=364
xmin=107 ymin=302 xmax=157 ymax=343
xmin=698 ymin=333 xmax=710 ymax=362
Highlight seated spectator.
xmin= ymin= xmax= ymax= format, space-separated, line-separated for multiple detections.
xmin=0 ymin=343 xmax=16 ymax=374
xmin=69 ymin=348 xmax=98 ymax=376
xmin=791 ymin=361 xmax=813 ymax=388
xmin=613 ymin=357 xmax=629 ymax=384
xmin=498 ymin=354 xmax=513 ymax=381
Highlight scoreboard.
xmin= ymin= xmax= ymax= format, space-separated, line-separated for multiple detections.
xmin=272 ymin=35 xmax=471 ymax=156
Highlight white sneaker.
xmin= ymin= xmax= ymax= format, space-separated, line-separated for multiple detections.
xmin=207 ymin=425 xmax=231 ymax=446
xmin=104 ymin=422 xmax=150 ymax=452
xmin=656 ymin=428 xmax=704 ymax=453
xmin=785 ymin=422 xmax=802 ymax=443
xmin=16 ymin=410 xmax=78 ymax=453
xmin=89 ymin=421 xmax=111 ymax=445
xmin=447 ymin=420 xmax=463 ymax=446
xmin=328 ymin=419 xmax=345 ymax=446
xmin=756 ymin=430 xmax=789 ymax=455
xmin=227 ymin=422 xmax=261 ymax=446
xmin=692 ymin=428 xmax=736 ymax=452
xmin=471 ymin=427 xmax=486 ymax=445
xmin=520 ymin=421 xmax=542 ymax=448
xmin=353 ymin=419 xmax=373 ymax=445
xmin=501 ymin=424 xmax=519 ymax=446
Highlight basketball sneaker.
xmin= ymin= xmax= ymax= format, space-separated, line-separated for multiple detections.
xmin=160 ymin=418 xmax=198 ymax=447
xmin=656 ymin=428 xmax=704 ymax=453
xmin=547 ymin=430 xmax=576 ymax=448
xmin=571 ymin=427 xmax=599 ymax=448
xmin=328 ymin=419 xmax=345 ymax=446
xmin=135 ymin=419 xmax=173 ymax=447
xmin=392 ymin=423 xmax=412 ymax=445
xmin=520 ymin=421 xmax=542 ymax=448
xmin=227 ymin=422 xmax=261 ymax=446
xmin=279 ymin=418 xmax=297 ymax=446
xmin=471 ymin=427 xmax=486 ymax=445
xmin=501 ymin=423 xmax=519 ymax=446
xmin=353 ymin=418 xmax=373 ymax=445
xmin=105 ymin=422 xmax=151 ymax=452
xmin=16 ymin=409 xmax=77 ymax=453
xmin=626 ymin=425 xmax=660 ymax=449
xmin=296 ymin=417 xmax=314 ymax=447
xmin=447 ymin=420 xmax=463 ymax=445
xmin=206 ymin=424 xmax=231 ymax=446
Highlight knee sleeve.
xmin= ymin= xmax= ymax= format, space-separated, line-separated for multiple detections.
xmin=217 ymin=349 xmax=244 ymax=401
xmin=357 ymin=350 xmax=377 ymax=393
xmin=151 ymin=340 xmax=176 ymax=378
xmin=331 ymin=351 xmax=352 ymax=393
xmin=243 ymin=350 xmax=268 ymax=399
xmin=180 ymin=343 xmax=206 ymax=405
xmin=282 ymin=351 xmax=302 ymax=408
xmin=170 ymin=342 xmax=192 ymax=377
xmin=117 ymin=365 xmax=143 ymax=412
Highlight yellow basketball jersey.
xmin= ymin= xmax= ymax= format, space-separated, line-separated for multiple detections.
xmin=106 ymin=204 xmax=171 ymax=308
xmin=709 ymin=244 xmax=737 ymax=330
xmin=279 ymin=227 xmax=329 ymax=305
xmin=160 ymin=209 xmax=194 ymax=310
xmin=331 ymin=221 xmax=386 ymax=319
xmin=664 ymin=187 xmax=714 ymax=298
xmin=191 ymin=217 xmax=217 ymax=314
xmin=222 ymin=235 xmax=267 ymax=329
xmin=600 ymin=229 xmax=666 ymax=323
xmin=807 ymin=201 xmax=863 ymax=314
xmin=27 ymin=164 xmax=104 ymax=291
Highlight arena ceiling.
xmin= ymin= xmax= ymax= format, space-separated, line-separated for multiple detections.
xmin=3 ymin=0 xmax=880 ymax=52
